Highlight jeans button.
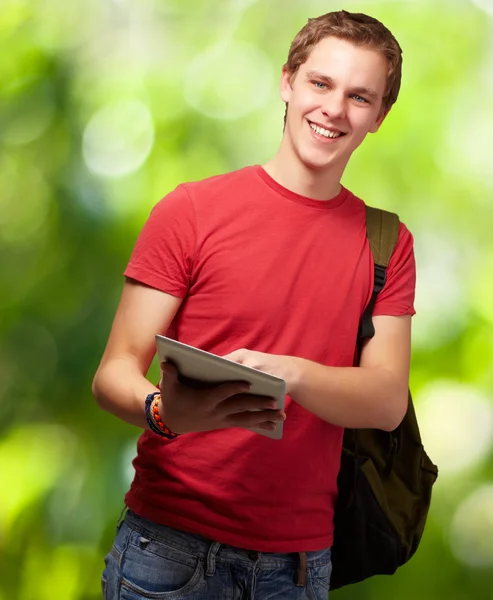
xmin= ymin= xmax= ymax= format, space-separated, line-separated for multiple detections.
xmin=248 ymin=551 xmax=260 ymax=561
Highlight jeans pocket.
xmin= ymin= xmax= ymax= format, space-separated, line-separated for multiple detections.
xmin=308 ymin=561 xmax=332 ymax=599
xmin=119 ymin=532 xmax=205 ymax=599
xmin=102 ymin=544 xmax=121 ymax=600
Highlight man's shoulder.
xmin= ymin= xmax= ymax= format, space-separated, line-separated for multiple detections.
xmin=151 ymin=165 xmax=259 ymax=221
xmin=181 ymin=165 xmax=256 ymax=196
xmin=348 ymin=192 xmax=410 ymax=228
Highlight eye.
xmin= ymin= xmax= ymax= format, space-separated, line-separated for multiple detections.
xmin=351 ymin=94 xmax=369 ymax=104
xmin=313 ymin=81 xmax=327 ymax=90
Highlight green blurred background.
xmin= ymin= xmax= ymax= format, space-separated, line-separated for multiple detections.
xmin=1 ymin=0 xmax=493 ymax=597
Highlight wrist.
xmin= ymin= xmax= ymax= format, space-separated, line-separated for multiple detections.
xmin=145 ymin=392 xmax=179 ymax=439
xmin=157 ymin=397 xmax=181 ymax=435
xmin=287 ymin=357 xmax=304 ymax=397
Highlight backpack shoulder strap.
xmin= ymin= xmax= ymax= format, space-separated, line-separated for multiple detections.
xmin=358 ymin=206 xmax=401 ymax=347
xmin=365 ymin=205 xmax=400 ymax=268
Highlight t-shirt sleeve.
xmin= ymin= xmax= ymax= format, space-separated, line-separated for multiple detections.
xmin=124 ymin=185 xmax=196 ymax=298
xmin=372 ymin=221 xmax=416 ymax=317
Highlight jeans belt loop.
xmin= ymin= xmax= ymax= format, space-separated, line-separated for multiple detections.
xmin=296 ymin=551 xmax=307 ymax=587
xmin=205 ymin=541 xmax=221 ymax=577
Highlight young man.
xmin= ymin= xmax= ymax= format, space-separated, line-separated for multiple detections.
xmin=93 ymin=10 xmax=415 ymax=600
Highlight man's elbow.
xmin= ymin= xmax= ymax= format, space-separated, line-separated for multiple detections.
xmin=92 ymin=368 xmax=108 ymax=412
xmin=380 ymin=388 xmax=408 ymax=432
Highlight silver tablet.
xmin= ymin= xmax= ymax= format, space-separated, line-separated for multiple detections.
xmin=155 ymin=335 xmax=285 ymax=440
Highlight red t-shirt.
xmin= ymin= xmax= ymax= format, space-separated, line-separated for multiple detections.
xmin=123 ymin=165 xmax=416 ymax=552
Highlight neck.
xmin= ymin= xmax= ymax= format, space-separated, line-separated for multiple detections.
xmin=263 ymin=139 xmax=347 ymax=201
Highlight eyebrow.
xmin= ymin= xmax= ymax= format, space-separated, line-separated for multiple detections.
xmin=305 ymin=70 xmax=380 ymax=101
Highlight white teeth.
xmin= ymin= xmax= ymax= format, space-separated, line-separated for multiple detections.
xmin=309 ymin=122 xmax=342 ymax=138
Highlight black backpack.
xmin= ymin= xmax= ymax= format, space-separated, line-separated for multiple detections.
xmin=330 ymin=206 xmax=438 ymax=591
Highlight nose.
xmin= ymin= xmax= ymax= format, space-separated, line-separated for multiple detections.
xmin=321 ymin=92 xmax=346 ymax=120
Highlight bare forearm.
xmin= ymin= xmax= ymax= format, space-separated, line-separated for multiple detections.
xmin=291 ymin=358 xmax=407 ymax=431
xmin=92 ymin=357 xmax=158 ymax=429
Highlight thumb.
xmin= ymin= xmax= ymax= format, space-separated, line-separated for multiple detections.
xmin=160 ymin=361 xmax=178 ymax=379
xmin=223 ymin=349 xmax=246 ymax=364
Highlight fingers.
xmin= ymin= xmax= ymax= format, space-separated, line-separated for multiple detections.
xmin=161 ymin=366 xmax=251 ymax=402
xmin=227 ymin=409 xmax=286 ymax=429
xmin=160 ymin=361 xmax=178 ymax=379
xmin=256 ymin=421 xmax=279 ymax=432
xmin=158 ymin=363 xmax=287 ymax=434
xmin=219 ymin=393 xmax=277 ymax=415
xmin=159 ymin=361 xmax=177 ymax=392
xmin=223 ymin=348 xmax=246 ymax=363
xmin=212 ymin=381 xmax=252 ymax=403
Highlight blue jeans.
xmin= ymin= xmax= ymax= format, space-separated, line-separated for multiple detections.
xmin=102 ymin=510 xmax=332 ymax=599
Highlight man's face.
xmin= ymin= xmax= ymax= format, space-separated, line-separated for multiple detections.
xmin=281 ymin=36 xmax=389 ymax=172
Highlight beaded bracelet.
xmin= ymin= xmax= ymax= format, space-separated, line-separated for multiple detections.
xmin=145 ymin=392 xmax=179 ymax=439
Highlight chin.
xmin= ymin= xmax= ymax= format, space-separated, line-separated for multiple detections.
xmin=298 ymin=151 xmax=335 ymax=171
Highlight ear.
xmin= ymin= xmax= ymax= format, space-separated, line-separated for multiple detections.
xmin=369 ymin=107 xmax=389 ymax=134
xmin=280 ymin=66 xmax=294 ymax=103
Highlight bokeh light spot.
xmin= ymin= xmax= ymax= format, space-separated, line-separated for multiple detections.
xmin=0 ymin=424 xmax=75 ymax=536
xmin=0 ymin=161 xmax=50 ymax=246
xmin=82 ymin=99 xmax=154 ymax=178
xmin=1 ymin=83 xmax=54 ymax=146
xmin=470 ymin=0 xmax=493 ymax=16
xmin=184 ymin=41 xmax=274 ymax=120
xmin=450 ymin=485 xmax=493 ymax=567
xmin=413 ymin=233 xmax=466 ymax=348
xmin=416 ymin=381 xmax=493 ymax=477
xmin=469 ymin=254 xmax=493 ymax=324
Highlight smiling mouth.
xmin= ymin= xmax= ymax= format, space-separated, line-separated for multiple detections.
xmin=308 ymin=121 xmax=346 ymax=139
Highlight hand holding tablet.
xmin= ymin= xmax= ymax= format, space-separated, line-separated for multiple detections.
xmin=155 ymin=335 xmax=286 ymax=439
